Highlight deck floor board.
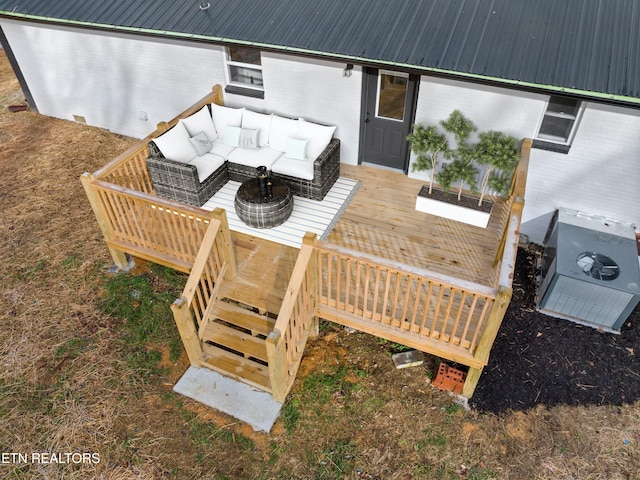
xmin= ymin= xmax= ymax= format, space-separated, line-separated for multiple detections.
xmin=221 ymin=164 xmax=507 ymax=315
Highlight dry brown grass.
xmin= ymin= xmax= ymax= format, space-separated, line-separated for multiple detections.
xmin=2 ymin=50 xmax=640 ymax=479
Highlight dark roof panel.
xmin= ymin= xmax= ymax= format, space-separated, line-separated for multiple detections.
xmin=1 ymin=0 xmax=639 ymax=102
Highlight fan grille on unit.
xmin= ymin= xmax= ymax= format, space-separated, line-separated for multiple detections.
xmin=576 ymin=252 xmax=620 ymax=281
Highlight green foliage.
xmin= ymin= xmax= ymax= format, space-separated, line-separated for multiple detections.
xmin=435 ymin=155 xmax=479 ymax=200
xmin=436 ymin=111 xmax=479 ymax=200
xmin=410 ymin=110 xmax=520 ymax=204
xmin=282 ymin=398 xmax=301 ymax=433
xmin=316 ymin=439 xmax=356 ymax=480
xmin=474 ymin=130 xmax=519 ymax=205
xmin=407 ymin=124 xmax=449 ymax=194
xmin=376 ymin=337 xmax=414 ymax=354
xmin=418 ymin=428 xmax=447 ymax=448
xmin=440 ymin=109 xmax=477 ymax=146
xmin=300 ymin=365 xmax=354 ymax=403
xmin=99 ymin=264 xmax=186 ymax=381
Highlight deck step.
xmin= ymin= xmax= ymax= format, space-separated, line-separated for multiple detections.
xmin=198 ymin=299 xmax=276 ymax=393
xmin=211 ymin=300 xmax=276 ymax=336
xmin=201 ymin=343 xmax=271 ymax=392
xmin=219 ymin=283 xmax=283 ymax=317
xmin=201 ymin=321 xmax=269 ymax=362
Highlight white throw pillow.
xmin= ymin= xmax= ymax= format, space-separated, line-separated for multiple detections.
xmin=153 ymin=121 xmax=198 ymax=163
xmin=239 ymin=128 xmax=260 ymax=149
xmin=242 ymin=110 xmax=272 ymax=147
xmin=182 ymin=105 xmax=218 ymax=142
xmin=269 ymin=115 xmax=299 ymax=153
xmin=297 ymin=119 xmax=336 ymax=161
xmin=189 ymin=131 xmax=212 ymax=156
xmin=271 ymin=156 xmax=315 ymax=181
xmin=211 ymin=103 xmax=244 ymax=138
xmin=286 ymin=138 xmax=308 ymax=161
xmin=223 ymin=125 xmax=242 ymax=147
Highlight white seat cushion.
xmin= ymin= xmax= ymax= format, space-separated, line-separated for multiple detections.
xmin=188 ymin=153 xmax=225 ymax=183
xmin=297 ymin=119 xmax=336 ymax=161
xmin=271 ymin=156 xmax=315 ymax=181
xmin=227 ymin=146 xmax=284 ymax=169
xmin=209 ymin=139 xmax=236 ymax=160
xmin=182 ymin=106 xmax=218 ymax=142
xmin=269 ymin=115 xmax=299 ymax=152
xmin=241 ymin=110 xmax=272 ymax=147
xmin=211 ymin=103 xmax=244 ymax=139
xmin=153 ymin=121 xmax=198 ymax=163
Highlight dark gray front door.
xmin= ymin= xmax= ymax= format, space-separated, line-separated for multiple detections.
xmin=360 ymin=68 xmax=418 ymax=172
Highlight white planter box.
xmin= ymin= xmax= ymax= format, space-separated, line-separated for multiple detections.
xmin=415 ymin=194 xmax=491 ymax=228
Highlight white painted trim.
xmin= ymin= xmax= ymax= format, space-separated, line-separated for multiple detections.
xmin=415 ymin=195 xmax=491 ymax=228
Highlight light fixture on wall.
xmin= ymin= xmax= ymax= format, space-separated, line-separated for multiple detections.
xmin=343 ymin=63 xmax=353 ymax=77
xmin=199 ymin=0 xmax=211 ymax=10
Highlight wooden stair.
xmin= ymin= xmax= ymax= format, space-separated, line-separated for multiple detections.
xmin=199 ymin=298 xmax=277 ymax=393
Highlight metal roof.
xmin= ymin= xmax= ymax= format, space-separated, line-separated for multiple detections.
xmin=1 ymin=0 xmax=639 ymax=105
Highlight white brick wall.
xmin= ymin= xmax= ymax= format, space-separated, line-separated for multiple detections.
xmin=224 ymin=52 xmax=362 ymax=165
xmin=2 ymin=20 xmax=363 ymax=164
xmin=409 ymin=75 xmax=545 ymax=183
xmin=525 ymin=102 xmax=640 ymax=243
xmin=1 ymin=19 xmax=227 ymax=138
xmin=4 ymin=19 xmax=639 ymax=242
xmin=410 ymin=76 xmax=640 ymax=243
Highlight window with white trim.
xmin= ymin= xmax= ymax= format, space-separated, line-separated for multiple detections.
xmin=226 ymin=46 xmax=263 ymax=92
xmin=534 ymin=96 xmax=582 ymax=152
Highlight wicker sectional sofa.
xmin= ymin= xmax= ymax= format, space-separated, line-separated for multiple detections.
xmin=146 ymin=103 xmax=340 ymax=206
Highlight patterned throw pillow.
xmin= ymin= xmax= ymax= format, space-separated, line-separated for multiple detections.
xmin=239 ymin=128 xmax=260 ymax=149
xmin=188 ymin=131 xmax=212 ymax=156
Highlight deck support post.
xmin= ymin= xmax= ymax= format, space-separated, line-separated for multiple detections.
xmin=266 ymin=329 xmax=287 ymax=402
xmin=462 ymin=285 xmax=512 ymax=398
xmin=212 ymin=84 xmax=224 ymax=106
xmin=303 ymin=232 xmax=320 ymax=338
xmin=80 ymin=172 xmax=130 ymax=270
xmin=171 ymin=297 xmax=203 ymax=367
xmin=211 ymin=208 xmax=237 ymax=280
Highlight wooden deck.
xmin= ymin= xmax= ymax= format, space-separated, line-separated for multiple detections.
xmin=331 ymin=164 xmax=507 ymax=288
xmin=222 ymin=163 xmax=507 ymax=314
xmin=81 ymin=85 xmax=528 ymax=399
xmin=220 ymin=233 xmax=298 ymax=314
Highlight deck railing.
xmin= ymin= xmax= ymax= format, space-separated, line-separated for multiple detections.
xmin=267 ymin=233 xmax=319 ymax=402
xmin=82 ymin=177 xmax=214 ymax=271
xmin=81 ymin=82 xmax=530 ymax=400
xmin=314 ymin=242 xmax=497 ymax=368
xmin=80 ymin=85 xmax=225 ymax=270
xmin=171 ymin=214 xmax=235 ymax=366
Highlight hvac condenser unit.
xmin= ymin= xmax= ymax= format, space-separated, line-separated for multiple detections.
xmin=536 ymin=208 xmax=640 ymax=333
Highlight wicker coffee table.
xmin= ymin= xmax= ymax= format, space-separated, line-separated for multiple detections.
xmin=234 ymin=177 xmax=293 ymax=228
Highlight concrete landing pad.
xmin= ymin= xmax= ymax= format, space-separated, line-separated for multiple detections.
xmin=173 ymin=366 xmax=282 ymax=433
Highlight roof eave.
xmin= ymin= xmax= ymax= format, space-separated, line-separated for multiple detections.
xmin=2 ymin=11 xmax=639 ymax=108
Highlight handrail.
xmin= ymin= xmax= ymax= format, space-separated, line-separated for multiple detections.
xmin=494 ymin=138 xmax=531 ymax=271
xmin=88 ymin=177 xmax=213 ymax=272
xmin=198 ymin=262 xmax=228 ymax=340
xmin=462 ymin=139 xmax=531 ymax=397
xmin=315 ymin=241 xmax=497 ymax=299
xmin=170 ymin=209 xmax=234 ymax=367
xmin=94 ymin=84 xmax=224 ymax=182
xmin=181 ymin=218 xmax=223 ymax=310
xmin=314 ymin=240 xmax=497 ymax=358
xmin=266 ymin=233 xmax=318 ymax=402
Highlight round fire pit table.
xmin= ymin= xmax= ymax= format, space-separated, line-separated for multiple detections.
xmin=234 ymin=177 xmax=293 ymax=228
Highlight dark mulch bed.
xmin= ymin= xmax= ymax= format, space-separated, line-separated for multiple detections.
xmin=472 ymin=247 xmax=640 ymax=413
